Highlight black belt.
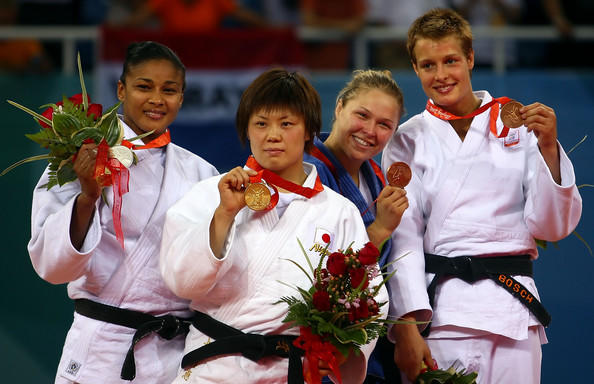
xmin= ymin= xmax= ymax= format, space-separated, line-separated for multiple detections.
xmin=423 ymin=254 xmax=551 ymax=336
xmin=74 ymin=298 xmax=190 ymax=380
xmin=182 ymin=311 xmax=304 ymax=384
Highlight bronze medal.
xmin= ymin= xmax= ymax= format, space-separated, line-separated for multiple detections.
xmin=386 ymin=162 xmax=411 ymax=188
xmin=500 ymin=100 xmax=524 ymax=128
xmin=244 ymin=182 xmax=271 ymax=211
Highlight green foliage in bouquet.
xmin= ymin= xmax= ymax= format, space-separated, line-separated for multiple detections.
xmin=1 ymin=53 xmax=125 ymax=189
xmin=416 ymin=361 xmax=478 ymax=384
xmin=277 ymin=239 xmax=395 ymax=358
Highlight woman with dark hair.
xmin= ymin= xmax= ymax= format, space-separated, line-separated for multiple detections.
xmin=28 ymin=41 xmax=219 ymax=383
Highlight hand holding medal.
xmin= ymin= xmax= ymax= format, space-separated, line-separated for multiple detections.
xmin=361 ymin=161 xmax=411 ymax=219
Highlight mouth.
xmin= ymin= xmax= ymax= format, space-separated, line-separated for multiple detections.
xmin=264 ymin=148 xmax=284 ymax=156
xmin=433 ymin=83 xmax=455 ymax=94
xmin=145 ymin=110 xmax=165 ymax=119
xmin=352 ymin=135 xmax=374 ymax=148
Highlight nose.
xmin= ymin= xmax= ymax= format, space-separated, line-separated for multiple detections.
xmin=266 ymin=123 xmax=282 ymax=141
xmin=148 ymin=90 xmax=164 ymax=105
xmin=361 ymin=119 xmax=375 ymax=135
xmin=435 ymin=64 xmax=448 ymax=81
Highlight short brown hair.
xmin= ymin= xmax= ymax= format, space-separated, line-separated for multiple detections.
xmin=235 ymin=68 xmax=321 ymax=152
xmin=407 ymin=8 xmax=473 ymax=65
xmin=335 ymin=69 xmax=405 ymax=119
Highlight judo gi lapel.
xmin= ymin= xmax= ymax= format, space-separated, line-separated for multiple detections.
xmin=100 ymin=144 xmax=191 ymax=300
xmin=423 ymin=101 xmax=491 ymax=250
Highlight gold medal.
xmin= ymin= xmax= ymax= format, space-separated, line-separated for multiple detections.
xmin=244 ymin=182 xmax=271 ymax=211
xmin=500 ymin=100 xmax=524 ymax=128
xmin=386 ymin=162 xmax=412 ymax=188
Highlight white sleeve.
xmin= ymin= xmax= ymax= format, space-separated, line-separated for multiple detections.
xmin=160 ymin=175 xmax=237 ymax=302
xmin=381 ymin=128 xmax=432 ymax=330
xmin=524 ymin=139 xmax=582 ymax=241
xmin=27 ymin=169 xmax=101 ymax=284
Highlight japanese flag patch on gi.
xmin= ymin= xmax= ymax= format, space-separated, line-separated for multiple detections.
xmin=314 ymin=227 xmax=334 ymax=246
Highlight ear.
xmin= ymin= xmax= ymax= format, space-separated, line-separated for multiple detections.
xmin=117 ymin=80 xmax=125 ymax=101
xmin=467 ymin=48 xmax=475 ymax=70
xmin=334 ymin=99 xmax=343 ymax=119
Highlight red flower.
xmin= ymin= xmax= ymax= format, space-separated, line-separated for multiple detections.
xmin=358 ymin=242 xmax=379 ymax=265
xmin=367 ymin=298 xmax=379 ymax=315
xmin=38 ymin=93 xmax=102 ymax=129
xmin=326 ymin=252 xmax=346 ymax=276
xmin=349 ymin=267 xmax=368 ymax=289
xmin=348 ymin=300 xmax=370 ymax=321
xmin=312 ymin=290 xmax=331 ymax=311
xmin=87 ymin=102 xmax=103 ymax=120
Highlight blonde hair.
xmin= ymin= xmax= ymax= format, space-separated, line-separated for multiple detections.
xmin=407 ymin=8 xmax=473 ymax=65
xmin=335 ymin=69 xmax=404 ymax=117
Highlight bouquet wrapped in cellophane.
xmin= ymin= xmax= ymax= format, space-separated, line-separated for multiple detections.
xmin=278 ymin=238 xmax=393 ymax=384
xmin=1 ymin=53 xmax=150 ymax=248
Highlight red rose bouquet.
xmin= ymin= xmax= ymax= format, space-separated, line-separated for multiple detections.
xmin=278 ymin=239 xmax=393 ymax=384
xmin=1 ymin=53 xmax=150 ymax=248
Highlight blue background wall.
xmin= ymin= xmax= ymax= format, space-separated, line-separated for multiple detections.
xmin=0 ymin=69 xmax=592 ymax=382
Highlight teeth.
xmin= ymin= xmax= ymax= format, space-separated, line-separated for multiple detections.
xmin=353 ymin=136 xmax=371 ymax=147
xmin=145 ymin=111 xmax=162 ymax=118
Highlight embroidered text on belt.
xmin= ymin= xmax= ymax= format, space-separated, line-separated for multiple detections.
xmin=74 ymin=298 xmax=190 ymax=380
xmin=182 ymin=311 xmax=304 ymax=383
xmin=423 ymin=254 xmax=551 ymax=336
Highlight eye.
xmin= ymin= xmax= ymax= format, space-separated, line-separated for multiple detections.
xmin=163 ymin=88 xmax=179 ymax=95
xmin=281 ymin=121 xmax=294 ymax=128
xmin=420 ymin=62 xmax=433 ymax=69
xmin=136 ymin=84 xmax=150 ymax=90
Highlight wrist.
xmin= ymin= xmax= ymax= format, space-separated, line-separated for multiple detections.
xmin=367 ymin=221 xmax=392 ymax=246
xmin=76 ymin=192 xmax=98 ymax=211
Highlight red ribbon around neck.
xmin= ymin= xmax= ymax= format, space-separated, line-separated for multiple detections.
xmin=425 ymin=97 xmax=513 ymax=138
xmin=93 ymin=131 xmax=171 ymax=248
xmin=293 ymin=327 xmax=343 ymax=384
xmin=244 ymin=156 xmax=324 ymax=211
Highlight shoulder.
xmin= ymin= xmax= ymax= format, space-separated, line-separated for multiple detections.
xmin=397 ymin=113 xmax=428 ymax=138
xmin=166 ymin=143 xmax=219 ymax=177
xmin=318 ymin=185 xmax=360 ymax=213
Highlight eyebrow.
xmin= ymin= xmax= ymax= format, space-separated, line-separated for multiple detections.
xmin=358 ymin=106 xmax=395 ymax=125
xmin=135 ymin=78 xmax=180 ymax=86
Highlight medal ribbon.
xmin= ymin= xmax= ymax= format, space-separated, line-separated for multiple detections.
xmin=121 ymin=129 xmax=172 ymax=150
xmin=425 ymin=97 xmax=513 ymax=138
xmin=293 ymin=327 xmax=342 ymax=384
xmin=245 ymin=156 xmax=324 ymax=211
xmin=93 ymin=131 xmax=172 ymax=248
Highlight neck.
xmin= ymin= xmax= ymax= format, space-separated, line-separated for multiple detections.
xmin=323 ymin=134 xmax=363 ymax=186
xmin=446 ymin=93 xmax=482 ymax=117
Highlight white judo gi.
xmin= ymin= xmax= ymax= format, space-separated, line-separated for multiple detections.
xmin=381 ymin=91 xmax=582 ymax=381
xmin=160 ymin=162 xmax=389 ymax=384
xmin=28 ymin=120 xmax=219 ymax=384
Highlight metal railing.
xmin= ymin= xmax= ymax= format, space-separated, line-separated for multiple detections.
xmin=1 ymin=25 xmax=593 ymax=74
